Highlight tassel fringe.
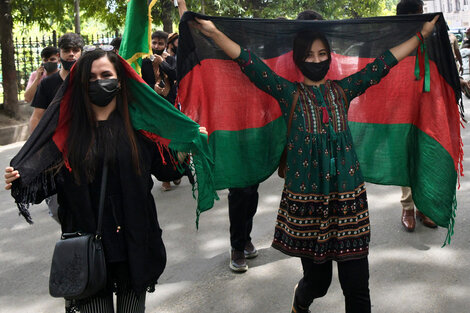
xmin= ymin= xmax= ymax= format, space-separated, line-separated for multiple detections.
xmin=11 ymin=164 xmax=58 ymax=224
xmin=442 ymin=193 xmax=457 ymax=247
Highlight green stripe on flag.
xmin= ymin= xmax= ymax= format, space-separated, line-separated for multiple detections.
xmin=350 ymin=122 xmax=457 ymax=241
xmin=126 ymin=78 xmax=219 ymax=222
xmin=210 ymin=118 xmax=286 ymax=190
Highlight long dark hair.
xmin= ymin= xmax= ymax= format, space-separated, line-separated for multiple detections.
xmin=292 ymin=30 xmax=331 ymax=68
xmin=66 ymin=49 xmax=140 ymax=183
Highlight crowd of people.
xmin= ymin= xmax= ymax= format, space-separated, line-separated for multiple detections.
xmin=3 ymin=0 xmax=458 ymax=312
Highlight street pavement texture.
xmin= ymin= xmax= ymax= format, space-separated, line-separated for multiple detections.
xmin=1 ymin=100 xmax=469 ymax=313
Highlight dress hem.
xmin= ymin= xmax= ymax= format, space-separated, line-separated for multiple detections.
xmin=271 ymin=241 xmax=368 ymax=264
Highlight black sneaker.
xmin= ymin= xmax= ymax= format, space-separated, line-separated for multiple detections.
xmin=244 ymin=241 xmax=258 ymax=259
xmin=291 ymin=284 xmax=311 ymax=313
xmin=229 ymin=249 xmax=248 ymax=272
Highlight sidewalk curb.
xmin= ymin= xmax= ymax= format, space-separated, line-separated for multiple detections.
xmin=0 ymin=102 xmax=31 ymax=146
xmin=0 ymin=123 xmax=29 ymax=146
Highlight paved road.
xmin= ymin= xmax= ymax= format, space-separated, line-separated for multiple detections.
xmin=1 ymin=101 xmax=469 ymax=313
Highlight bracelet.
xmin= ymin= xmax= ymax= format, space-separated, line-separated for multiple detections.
xmin=416 ymin=31 xmax=424 ymax=42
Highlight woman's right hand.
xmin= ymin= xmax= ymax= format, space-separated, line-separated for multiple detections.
xmin=4 ymin=167 xmax=20 ymax=190
xmin=191 ymin=17 xmax=219 ymax=38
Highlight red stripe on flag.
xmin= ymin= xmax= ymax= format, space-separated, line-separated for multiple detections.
xmin=179 ymin=53 xmax=460 ymax=170
xmin=52 ymin=69 xmax=75 ymax=171
xmin=179 ymin=59 xmax=283 ymax=134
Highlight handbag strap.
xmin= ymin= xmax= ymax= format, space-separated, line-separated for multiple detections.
xmin=95 ymin=162 xmax=108 ymax=238
xmin=286 ymin=85 xmax=300 ymax=138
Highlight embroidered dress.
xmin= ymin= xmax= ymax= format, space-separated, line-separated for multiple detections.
xmin=235 ymin=48 xmax=397 ymax=263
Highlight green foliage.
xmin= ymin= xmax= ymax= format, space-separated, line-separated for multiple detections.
xmin=11 ymin=0 xmax=399 ymax=34
xmin=182 ymin=0 xmax=394 ymax=19
xmin=383 ymin=0 xmax=400 ymax=16
xmin=80 ymin=0 xmax=127 ymax=31
xmin=11 ymin=0 xmax=75 ymax=31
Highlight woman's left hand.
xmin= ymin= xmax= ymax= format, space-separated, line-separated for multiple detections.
xmin=421 ymin=15 xmax=439 ymax=39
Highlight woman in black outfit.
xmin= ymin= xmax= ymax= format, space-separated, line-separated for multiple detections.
xmin=5 ymin=48 xmax=206 ymax=313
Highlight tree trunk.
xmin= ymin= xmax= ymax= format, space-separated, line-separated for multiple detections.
xmin=74 ymin=0 xmax=81 ymax=34
xmin=0 ymin=0 xmax=19 ymax=118
xmin=161 ymin=0 xmax=173 ymax=33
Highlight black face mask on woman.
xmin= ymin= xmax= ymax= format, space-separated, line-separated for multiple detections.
xmin=298 ymin=59 xmax=331 ymax=82
xmin=88 ymin=79 xmax=120 ymax=107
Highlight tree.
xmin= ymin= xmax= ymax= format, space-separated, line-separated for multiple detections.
xmin=0 ymin=0 xmax=18 ymax=117
xmin=1 ymin=0 xmax=71 ymax=118
xmin=153 ymin=0 xmax=177 ymax=33
xmin=80 ymin=0 xmax=128 ymax=33
xmin=181 ymin=0 xmax=391 ymax=19
xmin=12 ymin=0 xmax=73 ymax=30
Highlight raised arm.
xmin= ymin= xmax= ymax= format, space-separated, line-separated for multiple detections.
xmin=191 ymin=17 xmax=296 ymax=110
xmin=338 ymin=15 xmax=440 ymax=105
xmin=389 ymin=15 xmax=439 ymax=62
xmin=24 ymin=68 xmax=44 ymax=102
xmin=177 ymin=0 xmax=188 ymax=18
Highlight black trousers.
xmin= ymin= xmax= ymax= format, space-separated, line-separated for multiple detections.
xmin=228 ymin=184 xmax=259 ymax=251
xmin=296 ymin=257 xmax=371 ymax=313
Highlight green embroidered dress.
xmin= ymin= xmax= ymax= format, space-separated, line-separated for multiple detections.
xmin=235 ymin=48 xmax=398 ymax=263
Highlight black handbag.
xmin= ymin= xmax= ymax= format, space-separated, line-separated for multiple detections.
xmin=49 ymin=163 xmax=109 ymax=300
xmin=278 ymin=87 xmax=299 ymax=178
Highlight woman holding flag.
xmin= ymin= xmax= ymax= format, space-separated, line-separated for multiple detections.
xmin=4 ymin=46 xmax=212 ymax=312
xmin=191 ymin=14 xmax=438 ymax=313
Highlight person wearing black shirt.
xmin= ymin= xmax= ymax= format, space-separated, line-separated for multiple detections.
xmin=141 ymin=55 xmax=177 ymax=105
xmin=142 ymin=31 xmax=181 ymax=191
xmin=30 ymin=33 xmax=84 ymax=132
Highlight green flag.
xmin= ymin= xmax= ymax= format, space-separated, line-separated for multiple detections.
xmin=120 ymin=0 xmax=158 ymax=75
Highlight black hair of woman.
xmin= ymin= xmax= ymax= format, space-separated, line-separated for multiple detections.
xmin=66 ymin=49 xmax=140 ymax=183
xmin=292 ymin=30 xmax=331 ymax=68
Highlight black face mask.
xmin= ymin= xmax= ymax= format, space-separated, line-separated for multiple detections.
xmin=43 ymin=61 xmax=58 ymax=73
xmin=60 ymin=58 xmax=76 ymax=71
xmin=88 ymin=79 xmax=120 ymax=107
xmin=298 ymin=59 xmax=331 ymax=82
xmin=171 ymin=46 xmax=178 ymax=55
xmin=152 ymin=48 xmax=164 ymax=55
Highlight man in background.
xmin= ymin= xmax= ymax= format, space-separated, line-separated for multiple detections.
xmin=396 ymin=0 xmax=437 ymax=231
xmin=24 ymin=46 xmax=59 ymax=103
xmin=29 ymin=33 xmax=84 ymax=132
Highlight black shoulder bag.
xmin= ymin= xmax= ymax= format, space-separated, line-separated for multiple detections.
xmin=278 ymin=86 xmax=300 ymax=178
xmin=49 ymin=163 xmax=108 ymax=300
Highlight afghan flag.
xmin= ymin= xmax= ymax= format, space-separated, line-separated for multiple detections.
xmin=177 ymin=12 xmax=463 ymax=243
xmin=9 ymin=54 xmax=218 ymax=225
xmin=119 ymin=0 xmax=158 ymax=75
